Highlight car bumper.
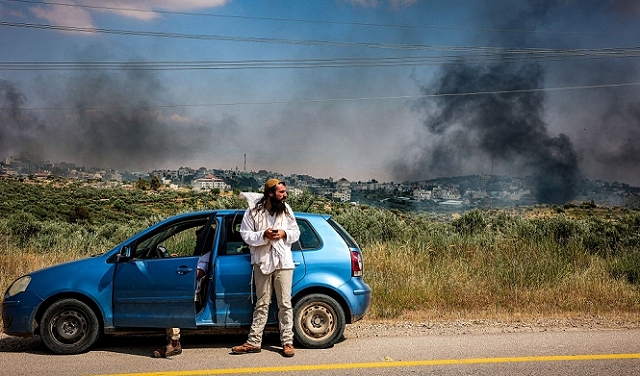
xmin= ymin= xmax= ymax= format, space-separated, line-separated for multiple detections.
xmin=341 ymin=278 xmax=371 ymax=322
xmin=2 ymin=291 xmax=43 ymax=337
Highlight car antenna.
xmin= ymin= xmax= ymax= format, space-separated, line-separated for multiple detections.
xmin=303 ymin=197 xmax=315 ymax=212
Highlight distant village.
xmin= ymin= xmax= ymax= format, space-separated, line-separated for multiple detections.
xmin=2 ymin=156 xmax=639 ymax=211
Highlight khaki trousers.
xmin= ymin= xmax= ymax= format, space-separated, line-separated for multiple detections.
xmin=247 ymin=265 xmax=294 ymax=346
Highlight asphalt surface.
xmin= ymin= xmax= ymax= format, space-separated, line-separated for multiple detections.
xmin=2 ymin=326 xmax=640 ymax=376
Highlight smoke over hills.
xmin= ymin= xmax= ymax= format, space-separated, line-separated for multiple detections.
xmin=0 ymin=79 xmax=46 ymax=161
xmin=390 ymin=0 xmax=640 ymax=203
xmin=0 ymin=71 xmax=215 ymax=171
xmin=395 ymin=60 xmax=580 ymax=204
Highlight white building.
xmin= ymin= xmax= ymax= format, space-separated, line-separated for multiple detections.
xmin=192 ymin=174 xmax=229 ymax=191
xmin=333 ymin=178 xmax=352 ymax=202
xmin=333 ymin=190 xmax=351 ymax=202
xmin=413 ymin=189 xmax=432 ymax=201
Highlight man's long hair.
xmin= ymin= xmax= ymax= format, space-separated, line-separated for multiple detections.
xmin=254 ymin=182 xmax=291 ymax=218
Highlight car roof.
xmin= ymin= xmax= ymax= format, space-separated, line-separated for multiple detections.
xmin=169 ymin=209 xmax=330 ymax=220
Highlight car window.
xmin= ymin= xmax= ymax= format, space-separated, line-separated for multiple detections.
xmin=295 ymin=219 xmax=321 ymax=250
xmin=218 ymin=215 xmax=319 ymax=254
xmin=133 ymin=219 xmax=215 ymax=259
xmin=221 ymin=216 xmax=250 ymax=256
xmin=326 ymin=218 xmax=359 ymax=248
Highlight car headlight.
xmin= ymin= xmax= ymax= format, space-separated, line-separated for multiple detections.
xmin=6 ymin=275 xmax=31 ymax=298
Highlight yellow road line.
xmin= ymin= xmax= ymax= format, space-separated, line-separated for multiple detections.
xmin=90 ymin=353 xmax=640 ymax=376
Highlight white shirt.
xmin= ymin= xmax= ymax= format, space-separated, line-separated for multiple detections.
xmin=239 ymin=196 xmax=300 ymax=274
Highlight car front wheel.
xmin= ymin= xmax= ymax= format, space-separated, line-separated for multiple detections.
xmin=40 ymin=298 xmax=100 ymax=355
xmin=293 ymin=293 xmax=346 ymax=349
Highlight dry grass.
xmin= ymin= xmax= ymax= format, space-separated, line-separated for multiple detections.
xmin=362 ymin=239 xmax=640 ymax=321
xmin=0 ymin=236 xmax=82 ymax=289
xmin=1 ymin=252 xmax=75 ymax=284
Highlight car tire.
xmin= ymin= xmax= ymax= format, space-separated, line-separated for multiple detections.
xmin=293 ymin=293 xmax=346 ymax=349
xmin=40 ymin=298 xmax=100 ymax=355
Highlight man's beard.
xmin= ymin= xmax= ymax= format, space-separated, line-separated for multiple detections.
xmin=269 ymin=196 xmax=287 ymax=216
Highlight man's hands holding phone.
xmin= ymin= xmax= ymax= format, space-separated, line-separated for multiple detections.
xmin=265 ymin=228 xmax=284 ymax=240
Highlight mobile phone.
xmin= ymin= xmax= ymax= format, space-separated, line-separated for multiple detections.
xmin=271 ymin=229 xmax=278 ymax=233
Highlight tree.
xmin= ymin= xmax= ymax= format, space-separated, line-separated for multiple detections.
xmin=68 ymin=205 xmax=92 ymax=224
xmin=150 ymin=175 xmax=162 ymax=191
xmin=136 ymin=178 xmax=150 ymax=190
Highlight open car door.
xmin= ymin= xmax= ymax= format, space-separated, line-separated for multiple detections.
xmin=113 ymin=214 xmax=216 ymax=328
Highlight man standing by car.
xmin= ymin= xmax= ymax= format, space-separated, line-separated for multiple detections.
xmin=232 ymin=178 xmax=301 ymax=357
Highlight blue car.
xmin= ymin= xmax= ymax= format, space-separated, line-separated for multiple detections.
xmin=2 ymin=210 xmax=371 ymax=354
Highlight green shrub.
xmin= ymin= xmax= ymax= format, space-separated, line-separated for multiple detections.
xmin=332 ymin=206 xmax=407 ymax=245
xmin=7 ymin=212 xmax=41 ymax=246
xmin=68 ymin=205 xmax=92 ymax=224
xmin=452 ymin=209 xmax=485 ymax=235
xmin=611 ymin=250 xmax=640 ymax=284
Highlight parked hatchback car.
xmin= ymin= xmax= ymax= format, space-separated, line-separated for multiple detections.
xmin=2 ymin=210 xmax=371 ymax=354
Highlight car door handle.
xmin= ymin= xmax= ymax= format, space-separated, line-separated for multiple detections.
xmin=176 ymin=266 xmax=194 ymax=275
xmin=294 ymin=262 xmax=301 ymax=266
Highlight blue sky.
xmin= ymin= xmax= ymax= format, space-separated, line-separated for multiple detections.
xmin=2 ymin=0 xmax=640 ymax=194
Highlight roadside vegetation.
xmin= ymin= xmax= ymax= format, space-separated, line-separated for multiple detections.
xmin=2 ymin=178 xmax=640 ymax=327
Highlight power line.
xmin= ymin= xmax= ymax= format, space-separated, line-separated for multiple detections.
xmin=0 ymin=20 xmax=473 ymax=50
xmin=0 ymin=55 xmax=636 ymax=71
xmin=3 ymin=81 xmax=640 ymax=112
xmin=3 ymin=20 xmax=640 ymax=63
xmin=2 ymin=43 xmax=640 ymax=71
xmin=2 ymin=0 xmax=637 ymax=37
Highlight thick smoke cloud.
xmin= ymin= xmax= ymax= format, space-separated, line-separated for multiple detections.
xmin=397 ymin=60 xmax=580 ymax=204
xmin=0 ymin=79 xmax=46 ymax=161
xmin=1 ymin=70 xmax=215 ymax=171
xmin=390 ymin=0 xmax=640 ymax=202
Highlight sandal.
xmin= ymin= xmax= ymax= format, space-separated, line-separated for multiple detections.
xmin=231 ymin=342 xmax=261 ymax=354
xmin=152 ymin=341 xmax=182 ymax=358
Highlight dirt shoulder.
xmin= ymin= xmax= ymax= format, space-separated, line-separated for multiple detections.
xmin=344 ymin=317 xmax=640 ymax=338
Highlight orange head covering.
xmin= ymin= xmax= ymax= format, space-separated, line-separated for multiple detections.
xmin=264 ymin=178 xmax=281 ymax=192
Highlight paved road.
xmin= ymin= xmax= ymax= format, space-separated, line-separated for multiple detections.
xmin=1 ymin=329 xmax=639 ymax=375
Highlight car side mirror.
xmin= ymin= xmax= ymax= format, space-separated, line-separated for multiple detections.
xmin=117 ymin=245 xmax=133 ymax=261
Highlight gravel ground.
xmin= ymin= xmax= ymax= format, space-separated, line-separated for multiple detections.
xmin=344 ymin=317 xmax=640 ymax=338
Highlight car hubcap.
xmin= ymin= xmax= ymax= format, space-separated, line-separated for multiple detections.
xmin=50 ymin=309 xmax=88 ymax=344
xmin=300 ymin=303 xmax=335 ymax=338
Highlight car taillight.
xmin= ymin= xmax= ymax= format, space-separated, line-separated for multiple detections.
xmin=350 ymin=248 xmax=363 ymax=277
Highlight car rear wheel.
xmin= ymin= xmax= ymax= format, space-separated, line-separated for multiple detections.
xmin=40 ymin=298 xmax=100 ymax=355
xmin=293 ymin=293 xmax=345 ymax=349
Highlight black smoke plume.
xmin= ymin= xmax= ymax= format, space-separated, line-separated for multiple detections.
xmin=391 ymin=0 xmax=593 ymax=204
xmin=406 ymin=60 xmax=580 ymax=204
xmin=0 ymin=69 xmax=214 ymax=171
xmin=0 ymin=79 xmax=46 ymax=161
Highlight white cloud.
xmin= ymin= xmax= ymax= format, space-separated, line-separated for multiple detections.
xmin=340 ymin=0 xmax=417 ymax=9
xmin=389 ymin=0 xmax=418 ymax=9
xmin=170 ymin=114 xmax=191 ymax=123
xmin=30 ymin=5 xmax=95 ymax=28
xmin=344 ymin=0 xmax=380 ymax=8
xmin=95 ymin=0 xmax=230 ymax=21
xmin=29 ymin=0 xmax=230 ymax=27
